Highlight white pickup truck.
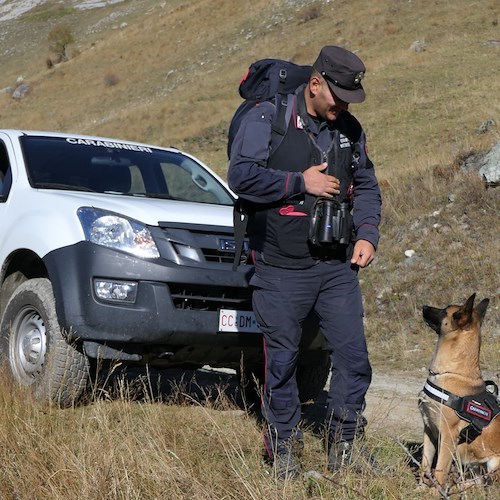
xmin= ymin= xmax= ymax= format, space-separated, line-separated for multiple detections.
xmin=0 ymin=130 xmax=329 ymax=406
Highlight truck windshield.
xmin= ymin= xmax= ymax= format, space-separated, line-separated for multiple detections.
xmin=20 ymin=135 xmax=234 ymax=206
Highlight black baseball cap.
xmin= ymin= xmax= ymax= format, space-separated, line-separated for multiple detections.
xmin=313 ymin=45 xmax=366 ymax=103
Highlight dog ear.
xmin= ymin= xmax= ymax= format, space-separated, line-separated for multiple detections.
xmin=465 ymin=293 xmax=476 ymax=306
xmin=453 ymin=294 xmax=475 ymax=328
xmin=475 ymin=298 xmax=489 ymax=325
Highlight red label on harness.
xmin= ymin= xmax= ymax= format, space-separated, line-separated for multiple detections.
xmin=465 ymin=400 xmax=492 ymax=421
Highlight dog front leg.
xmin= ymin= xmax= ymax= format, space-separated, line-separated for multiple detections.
xmin=420 ymin=429 xmax=436 ymax=486
xmin=434 ymin=431 xmax=458 ymax=489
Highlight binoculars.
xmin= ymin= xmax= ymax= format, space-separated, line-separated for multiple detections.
xmin=309 ymin=198 xmax=353 ymax=247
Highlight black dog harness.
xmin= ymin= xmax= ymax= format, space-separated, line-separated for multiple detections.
xmin=423 ymin=378 xmax=500 ymax=443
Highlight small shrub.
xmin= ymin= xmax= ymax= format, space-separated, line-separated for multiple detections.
xmin=47 ymin=24 xmax=74 ymax=62
xmin=298 ymin=4 xmax=322 ymax=24
xmin=103 ymin=72 xmax=120 ymax=87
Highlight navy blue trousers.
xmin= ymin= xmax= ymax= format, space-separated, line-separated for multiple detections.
xmin=250 ymin=257 xmax=372 ymax=455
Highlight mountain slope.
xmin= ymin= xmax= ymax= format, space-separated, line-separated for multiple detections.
xmin=1 ymin=0 xmax=498 ymax=175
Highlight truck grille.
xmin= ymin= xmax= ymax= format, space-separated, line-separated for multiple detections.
xmin=169 ymin=284 xmax=252 ymax=311
xmin=158 ymin=222 xmax=248 ymax=266
xmin=201 ymin=247 xmax=235 ymax=264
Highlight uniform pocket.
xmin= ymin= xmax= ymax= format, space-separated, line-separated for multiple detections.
xmin=268 ymin=204 xmax=311 ymax=259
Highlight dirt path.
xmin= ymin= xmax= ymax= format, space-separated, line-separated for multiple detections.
xmin=364 ymin=372 xmax=424 ymax=440
xmin=295 ymin=369 xmax=425 ymax=442
xmin=161 ymin=366 xmax=427 ymax=439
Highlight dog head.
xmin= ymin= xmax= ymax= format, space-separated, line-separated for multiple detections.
xmin=422 ymin=293 xmax=489 ymax=336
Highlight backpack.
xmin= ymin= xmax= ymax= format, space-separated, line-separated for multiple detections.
xmin=228 ymin=59 xmax=312 ymax=270
xmin=227 ymin=58 xmax=312 ymax=159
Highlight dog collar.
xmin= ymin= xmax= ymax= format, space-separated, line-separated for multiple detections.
xmin=423 ymin=379 xmax=462 ymax=408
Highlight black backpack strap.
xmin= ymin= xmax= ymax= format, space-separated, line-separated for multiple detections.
xmin=296 ymin=87 xmax=310 ymax=130
xmin=271 ymin=67 xmax=289 ymax=137
xmin=270 ymin=93 xmax=296 ymax=155
xmin=270 ymin=94 xmax=287 ymax=136
xmin=232 ymin=198 xmax=248 ymax=271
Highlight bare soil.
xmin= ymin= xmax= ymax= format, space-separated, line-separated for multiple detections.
xmin=364 ymin=371 xmax=423 ymax=440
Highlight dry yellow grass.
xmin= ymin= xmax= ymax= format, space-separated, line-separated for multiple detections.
xmin=1 ymin=369 xmax=498 ymax=499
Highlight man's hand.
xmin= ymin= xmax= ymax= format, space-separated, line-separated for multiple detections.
xmin=351 ymin=240 xmax=376 ymax=268
xmin=302 ymin=163 xmax=340 ymax=197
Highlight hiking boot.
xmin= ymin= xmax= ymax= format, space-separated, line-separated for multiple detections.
xmin=274 ymin=450 xmax=302 ymax=480
xmin=327 ymin=440 xmax=379 ymax=473
xmin=328 ymin=440 xmax=353 ymax=472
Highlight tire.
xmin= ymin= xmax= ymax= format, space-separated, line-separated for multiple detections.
xmin=239 ymin=350 xmax=331 ymax=406
xmin=0 ymin=278 xmax=89 ymax=407
xmin=0 ymin=271 xmax=27 ymax=319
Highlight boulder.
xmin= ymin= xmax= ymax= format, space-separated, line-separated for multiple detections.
xmin=12 ymin=83 xmax=30 ymax=100
xmin=478 ymin=142 xmax=500 ymax=185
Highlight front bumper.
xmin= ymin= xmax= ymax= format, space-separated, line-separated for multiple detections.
xmin=44 ymin=241 xmax=264 ymax=364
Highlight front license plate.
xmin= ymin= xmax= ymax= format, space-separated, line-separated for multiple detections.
xmin=218 ymin=309 xmax=260 ymax=333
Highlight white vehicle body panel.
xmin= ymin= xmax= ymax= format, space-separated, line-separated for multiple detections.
xmin=0 ymin=129 xmax=234 ymax=262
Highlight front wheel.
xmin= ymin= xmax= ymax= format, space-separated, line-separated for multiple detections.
xmin=0 ymin=278 xmax=89 ymax=407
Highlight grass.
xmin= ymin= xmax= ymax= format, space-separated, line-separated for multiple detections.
xmin=1 ymin=0 xmax=499 ymax=178
xmin=363 ymin=164 xmax=499 ymax=372
xmin=0 ymin=0 xmax=499 ymax=497
xmin=0 ymin=372 xmax=498 ymax=499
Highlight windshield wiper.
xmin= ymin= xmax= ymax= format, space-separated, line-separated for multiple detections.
xmin=34 ymin=183 xmax=96 ymax=192
xmin=135 ymin=193 xmax=175 ymax=200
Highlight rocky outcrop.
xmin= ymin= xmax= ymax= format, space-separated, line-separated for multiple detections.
xmin=462 ymin=142 xmax=500 ymax=186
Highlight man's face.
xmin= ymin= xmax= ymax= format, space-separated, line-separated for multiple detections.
xmin=315 ymin=77 xmax=349 ymax=121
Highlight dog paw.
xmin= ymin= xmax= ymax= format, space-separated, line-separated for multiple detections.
xmin=414 ymin=482 xmax=429 ymax=493
xmin=415 ymin=479 xmax=451 ymax=498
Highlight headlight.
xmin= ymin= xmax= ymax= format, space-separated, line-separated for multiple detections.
xmin=77 ymin=207 xmax=160 ymax=258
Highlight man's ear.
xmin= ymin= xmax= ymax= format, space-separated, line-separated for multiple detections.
xmin=308 ymin=75 xmax=322 ymax=96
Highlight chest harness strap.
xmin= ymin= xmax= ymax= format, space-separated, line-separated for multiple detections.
xmin=423 ymin=378 xmax=500 ymax=443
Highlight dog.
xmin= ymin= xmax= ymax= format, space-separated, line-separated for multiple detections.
xmin=418 ymin=293 xmax=500 ymax=492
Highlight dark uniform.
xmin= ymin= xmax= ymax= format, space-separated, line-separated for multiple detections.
xmin=227 ymin=46 xmax=382 ymax=469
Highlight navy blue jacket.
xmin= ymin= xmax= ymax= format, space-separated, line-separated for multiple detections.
xmin=227 ymin=87 xmax=381 ymax=262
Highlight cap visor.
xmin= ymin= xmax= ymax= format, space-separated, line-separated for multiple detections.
xmin=328 ymin=82 xmax=365 ymax=104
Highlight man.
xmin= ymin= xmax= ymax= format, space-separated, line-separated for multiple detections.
xmin=227 ymin=45 xmax=382 ymax=479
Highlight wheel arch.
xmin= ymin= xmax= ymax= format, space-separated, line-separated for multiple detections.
xmin=0 ymin=249 xmax=49 ymax=318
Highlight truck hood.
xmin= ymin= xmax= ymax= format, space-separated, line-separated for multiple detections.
xmin=34 ymin=189 xmax=234 ymax=228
